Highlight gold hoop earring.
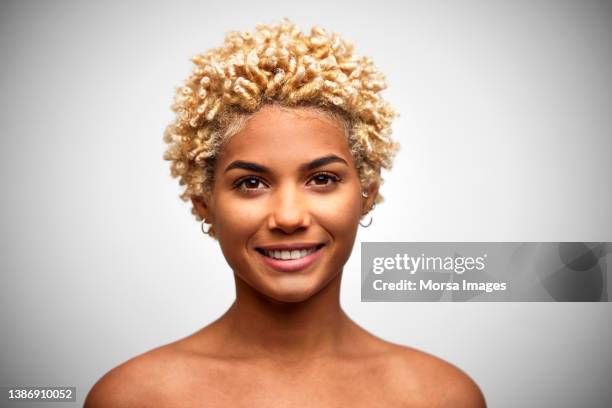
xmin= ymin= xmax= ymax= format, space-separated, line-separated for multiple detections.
xmin=201 ymin=220 xmax=211 ymax=235
xmin=359 ymin=214 xmax=373 ymax=228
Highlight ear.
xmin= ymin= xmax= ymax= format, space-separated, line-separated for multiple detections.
xmin=191 ymin=195 xmax=213 ymax=223
xmin=361 ymin=183 xmax=379 ymax=215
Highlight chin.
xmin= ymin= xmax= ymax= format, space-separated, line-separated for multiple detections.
xmin=264 ymin=289 xmax=318 ymax=303
xmin=245 ymin=272 xmax=335 ymax=304
xmin=261 ymin=279 xmax=324 ymax=303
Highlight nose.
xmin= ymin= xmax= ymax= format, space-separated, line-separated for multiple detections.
xmin=267 ymin=182 xmax=311 ymax=234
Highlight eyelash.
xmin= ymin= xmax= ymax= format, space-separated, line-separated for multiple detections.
xmin=233 ymin=172 xmax=342 ymax=194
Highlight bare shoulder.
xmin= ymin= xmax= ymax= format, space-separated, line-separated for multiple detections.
xmin=84 ymin=344 xmax=188 ymax=408
xmin=379 ymin=343 xmax=486 ymax=408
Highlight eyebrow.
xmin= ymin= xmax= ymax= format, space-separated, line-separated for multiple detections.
xmin=224 ymin=154 xmax=349 ymax=174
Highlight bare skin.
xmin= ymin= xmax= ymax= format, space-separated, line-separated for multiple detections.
xmin=86 ymin=105 xmax=486 ymax=407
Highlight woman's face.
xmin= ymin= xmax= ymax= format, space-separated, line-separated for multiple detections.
xmin=195 ymin=105 xmax=376 ymax=302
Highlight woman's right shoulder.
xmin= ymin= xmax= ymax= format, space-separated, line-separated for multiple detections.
xmin=84 ymin=343 xmax=189 ymax=408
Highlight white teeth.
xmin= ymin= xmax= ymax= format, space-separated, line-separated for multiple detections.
xmin=263 ymin=247 xmax=318 ymax=260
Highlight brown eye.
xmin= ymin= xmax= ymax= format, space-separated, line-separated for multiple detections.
xmin=234 ymin=176 xmax=267 ymax=192
xmin=243 ymin=178 xmax=261 ymax=188
xmin=309 ymin=172 xmax=341 ymax=187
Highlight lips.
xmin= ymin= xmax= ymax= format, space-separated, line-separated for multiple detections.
xmin=255 ymin=244 xmax=325 ymax=272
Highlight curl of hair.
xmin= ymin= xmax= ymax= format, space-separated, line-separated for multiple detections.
xmin=163 ymin=19 xmax=399 ymax=238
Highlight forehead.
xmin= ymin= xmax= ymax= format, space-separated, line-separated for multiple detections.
xmin=217 ymin=106 xmax=353 ymax=167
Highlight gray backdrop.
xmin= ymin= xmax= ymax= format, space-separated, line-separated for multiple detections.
xmin=1 ymin=0 xmax=611 ymax=406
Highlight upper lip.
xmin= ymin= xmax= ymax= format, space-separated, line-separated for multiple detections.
xmin=256 ymin=243 xmax=324 ymax=251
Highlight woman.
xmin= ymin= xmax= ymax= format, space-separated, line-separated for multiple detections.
xmin=86 ymin=20 xmax=485 ymax=407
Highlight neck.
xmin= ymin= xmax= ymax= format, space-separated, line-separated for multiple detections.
xmin=214 ymin=271 xmax=354 ymax=361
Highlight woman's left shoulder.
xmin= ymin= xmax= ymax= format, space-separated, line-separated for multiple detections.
xmin=379 ymin=343 xmax=487 ymax=407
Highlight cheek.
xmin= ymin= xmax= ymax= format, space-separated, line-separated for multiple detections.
xmin=212 ymin=193 xmax=264 ymax=273
xmin=213 ymin=193 xmax=263 ymax=239
xmin=311 ymin=183 xmax=362 ymax=248
xmin=313 ymin=193 xmax=361 ymax=233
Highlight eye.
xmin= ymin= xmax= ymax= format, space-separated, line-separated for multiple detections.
xmin=233 ymin=176 xmax=268 ymax=193
xmin=308 ymin=172 xmax=342 ymax=187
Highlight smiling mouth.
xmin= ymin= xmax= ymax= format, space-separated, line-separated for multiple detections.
xmin=255 ymin=244 xmax=325 ymax=261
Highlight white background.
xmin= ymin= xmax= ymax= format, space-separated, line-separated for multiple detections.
xmin=1 ymin=0 xmax=611 ymax=406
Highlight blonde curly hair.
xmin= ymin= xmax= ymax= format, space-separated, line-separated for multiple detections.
xmin=163 ymin=19 xmax=399 ymax=238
